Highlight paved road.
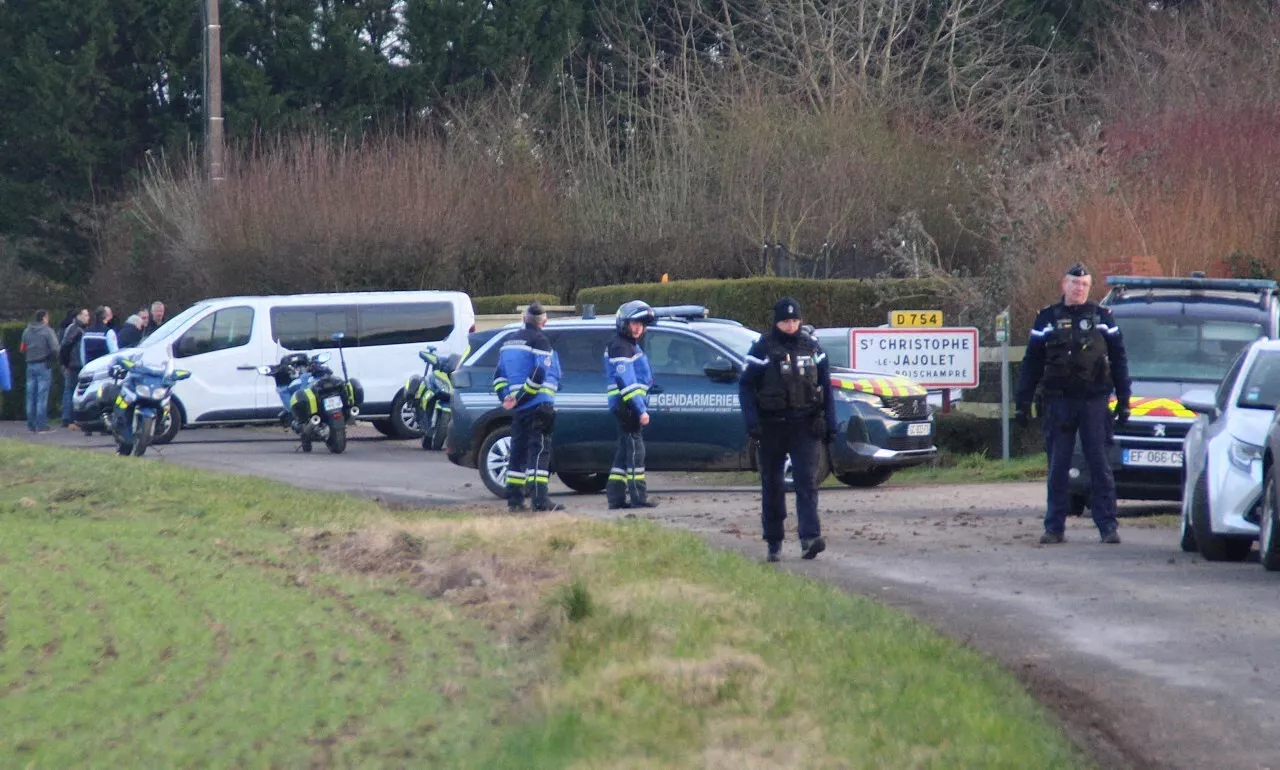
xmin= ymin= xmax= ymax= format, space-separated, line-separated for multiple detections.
xmin=6 ymin=423 xmax=1280 ymax=769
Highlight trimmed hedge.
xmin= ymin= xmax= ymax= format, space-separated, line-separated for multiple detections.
xmin=0 ymin=322 xmax=72 ymax=422
xmin=576 ymin=277 xmax=975 ymax=331
xmin=471 ymin=293 xmax=560 ymax=315
xmin=933 ymin=410 xmax=1043 ymax=458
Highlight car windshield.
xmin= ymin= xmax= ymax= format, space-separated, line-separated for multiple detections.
xmin=692 ymin=324 xmax=760 ymax=358
xmin=137 ymin=304 xmax=211 ymax=348
xmin=1116 ymin=314 xmax=1262 ymax=382
xmin=1237 ymin=350 xmax=1280 ymax=410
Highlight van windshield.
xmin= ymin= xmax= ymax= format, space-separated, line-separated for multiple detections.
xmin=1117 ymin=315 xmax=1262 ymax=382
xmin=138 ymin=304 xmax=211 ymax=348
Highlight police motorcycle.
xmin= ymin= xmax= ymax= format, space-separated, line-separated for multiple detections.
xmin=405 ymin=345 xmax=463 ymax=451
xmin=258 ymin=333 xmax=364 ymax=454
xmin=111 ymin=356 xmax=192 ymax=457
xmin=74 ymin=360 xmax=130 ymax=438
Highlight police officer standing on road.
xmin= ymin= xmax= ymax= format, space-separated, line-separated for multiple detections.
xmin=1016 ymin=262 xmax=1131 ymax=545
xmin=740 ymin=297 xmax=837 ymax=562
xmin=494 ymin=302 xmax=564 ymax=513
xmin=604 ymin=301 xmax=659 ymax=510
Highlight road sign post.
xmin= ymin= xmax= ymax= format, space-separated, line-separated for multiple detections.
xmin=995 ymin=310 xmax=1010 ymax=461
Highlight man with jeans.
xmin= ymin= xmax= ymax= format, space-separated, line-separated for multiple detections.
xmin=21 ymin=310 xmax=60 ymax=433
xmin=59 ymin=308 xmax=90 ymax=427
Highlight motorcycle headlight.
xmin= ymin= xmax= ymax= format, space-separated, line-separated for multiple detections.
xmin=151 ymin=387 xmax=169 ymax=399
xmin=834 ymin=388 xmax=883 ymax=409
xmin=1229 ymin=438 xmax=1263 ymax=472
xmin=135 ymin=384 xmax=152 ymax=398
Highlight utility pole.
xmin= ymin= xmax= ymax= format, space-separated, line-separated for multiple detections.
xmin=204 ymin=0 xmax=225 ymax=182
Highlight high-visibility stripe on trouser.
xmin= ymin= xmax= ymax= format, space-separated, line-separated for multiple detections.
xmin=607 ymin=428 xmax=647 ymax=507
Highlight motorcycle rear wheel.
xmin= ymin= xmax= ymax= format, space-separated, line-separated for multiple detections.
xmin=326 ymin=418 xmax=347 ymax=454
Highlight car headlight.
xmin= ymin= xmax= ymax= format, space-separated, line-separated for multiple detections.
xmin=1228 ymin=438 xmax=1263 ymax=472
xmin=135 ymin=384 xmax=152 ymax=398
xmin=834 ymin=388 xmax=883 ymax=409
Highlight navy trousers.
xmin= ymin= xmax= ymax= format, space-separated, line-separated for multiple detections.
xmin=759 ymin=419 xmax=822 ymax=544
xmin=1043 ymin=395 xmax=1118 ymax=535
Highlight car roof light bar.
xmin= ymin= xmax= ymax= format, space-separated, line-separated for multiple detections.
xmin=1105 ymin=275 xmax=1278 ymax=292
xmin=651 ymin=305 xmax=710 ymax=320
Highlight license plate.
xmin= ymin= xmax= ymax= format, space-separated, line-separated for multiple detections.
xmin=907 ymin=422 xmax=931 ymax=437
xmin=323 ymin=396 xmax=342 ymax=411
xmin=1122 ymin=449 xmax=1182 ymax=467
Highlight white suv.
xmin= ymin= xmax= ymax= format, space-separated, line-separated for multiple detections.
xmin=1180 ymin=339 xmax=1280 ymax=561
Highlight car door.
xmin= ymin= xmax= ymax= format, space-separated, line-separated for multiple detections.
xmin=169 ymin=305 xmax=265 ymax=422
xmin=543 ymin=328 xmax=615 ymax=471
xmin=642 ymin=328 xmax=746 ymax=470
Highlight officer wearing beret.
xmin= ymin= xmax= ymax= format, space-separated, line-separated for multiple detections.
xmin=740 ymin=297 xmax=837 ymax=562
xmin=1016 ymin=263 xmax=1131 ymax=544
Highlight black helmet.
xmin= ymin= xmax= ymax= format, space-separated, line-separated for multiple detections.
xmin=615 ymin=300 xmax=656 ymax=333
xmin=281 ymin=352 xmax=309 ymax=368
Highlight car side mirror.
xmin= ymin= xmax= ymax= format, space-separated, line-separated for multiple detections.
xmin=1181 ymin=389 xmax=1219 ymax=418
xmin=704 ymin=360 xmax=740 ymax=383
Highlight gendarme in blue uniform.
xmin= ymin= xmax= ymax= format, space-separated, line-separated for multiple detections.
xmin=1016 ymin=263 xmax=1131 ymax=544
xmin=493 ymin=306 xmax=562 ymax=511
xmin=604 ymin=301 xmax=657 ymax=509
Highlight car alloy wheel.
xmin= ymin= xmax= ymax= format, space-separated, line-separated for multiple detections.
xmin=485 ymin=435 xmax=512 ymax=495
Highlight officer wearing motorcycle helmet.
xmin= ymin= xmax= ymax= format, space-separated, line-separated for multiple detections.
xmin=604 ymin=300 xmax=658 ymax=510
xmin=1015 ymin=262 xmax=1131 ymax=545
xmin=493 ymin=302 xmax=564 ymax=512
xmin=740 ymin=297 xmax=836 ymax=562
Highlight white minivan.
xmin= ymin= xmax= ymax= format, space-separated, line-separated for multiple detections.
xmin=75 ymin=291 xmax=475 ymax=442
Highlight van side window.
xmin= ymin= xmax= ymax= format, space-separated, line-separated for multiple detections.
xmin=358 ymin=303 xmax=453 ymax=346
xmin=271 ymin=306 xmax=353 ymax=350
xmin=175 ymin=307 xmax=255 ymax=358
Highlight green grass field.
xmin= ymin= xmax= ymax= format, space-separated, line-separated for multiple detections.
xmin=0 ymin=440 xmax=1088 ymax=768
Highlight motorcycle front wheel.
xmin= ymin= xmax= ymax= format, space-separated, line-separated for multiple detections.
xmin=132 ymin=414 xmax=155 ymax=457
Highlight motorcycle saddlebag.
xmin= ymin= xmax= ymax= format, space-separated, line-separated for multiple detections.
xmin=291 ymin=387 xmax=320 ymax=422
xmin=344 ymin=378 xmax=365 ymax=408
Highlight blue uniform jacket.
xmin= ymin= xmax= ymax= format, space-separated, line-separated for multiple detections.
xmin=604 ymin=334 xmax=652 ymax=415
xmin=740 ymin=328 xmax=837 ymax=434
xmin=1016 ymin=300 xmax=1131 ymax=405
xmin=493 ymin=324 xmax=560 ymax=411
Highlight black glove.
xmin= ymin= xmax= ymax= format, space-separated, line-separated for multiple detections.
xmin=1114 ymin=402 xmax=1131 ymax=426
xmin=1014 ymin=403 xmax=1031 ymax=429
xmin=747 ymin=423 xmax=761 ymax=440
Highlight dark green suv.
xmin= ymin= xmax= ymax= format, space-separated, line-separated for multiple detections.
xmin=445 ymin=307 xmax=937 ymax=497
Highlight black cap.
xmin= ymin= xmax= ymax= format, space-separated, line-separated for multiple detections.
xmin=525 ymin=301 xmax=546 ymax=318
xmin=1065 ymin=262 xmax=1090 ymax=277
xmin=773 ymin=297 xmax=803 ymax=323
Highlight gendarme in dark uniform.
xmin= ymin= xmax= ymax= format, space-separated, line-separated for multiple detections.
xmin=740 ymin=297 xmax=837 ymax=562
xmin=1016 ymin=262 xmax=1131 ymax=544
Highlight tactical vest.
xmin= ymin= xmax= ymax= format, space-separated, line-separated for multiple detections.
xmin=756 ymin=335 xmax=823 ymax=415
xmin=1042 ymin=304 xmax=1110 ymax=395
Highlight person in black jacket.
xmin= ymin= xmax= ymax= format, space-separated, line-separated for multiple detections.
xmin=1015 ymin=262 xmax=1131 ymax=545
xmin=740 ymin=297 xmax=837 ymax=562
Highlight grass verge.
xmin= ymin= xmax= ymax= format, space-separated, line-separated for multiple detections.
xmin=0 ymin=440 xmax=1087 ymax=768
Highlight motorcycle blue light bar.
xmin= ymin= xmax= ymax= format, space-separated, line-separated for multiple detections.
xmin=1105 ymin=275 xmax=1278 ymax=292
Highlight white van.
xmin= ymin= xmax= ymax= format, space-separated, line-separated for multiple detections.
xmin=75 ymin=291 xmax=474 ymax=442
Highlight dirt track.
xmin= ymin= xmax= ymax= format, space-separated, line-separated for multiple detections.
xmin=9 ymin=423 xmax=1280 ymax=769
